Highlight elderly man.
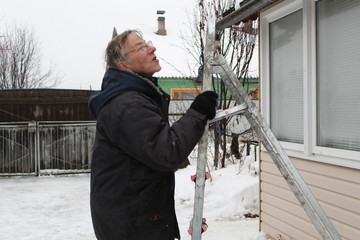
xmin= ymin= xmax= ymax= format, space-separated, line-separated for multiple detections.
xmin=89 ymin=30 xmax=217 ymax=240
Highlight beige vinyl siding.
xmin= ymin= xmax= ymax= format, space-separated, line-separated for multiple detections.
xmin=260 ymin=152 xmax=360 ymax=240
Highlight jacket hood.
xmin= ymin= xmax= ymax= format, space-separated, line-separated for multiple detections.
xmin=88 ymin=68 xmax=162 ymax=118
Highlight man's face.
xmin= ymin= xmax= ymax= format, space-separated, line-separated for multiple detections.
xmin=119 ymin=33 xmax=161 ymax=77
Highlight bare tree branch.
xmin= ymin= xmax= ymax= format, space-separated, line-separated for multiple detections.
xmin=0 ymin=23 xmax=59 ymax=89
xmin=181 ymin=0 xmax=258 ymax=168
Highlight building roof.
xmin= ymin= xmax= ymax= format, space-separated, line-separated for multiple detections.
xmin=0 ymin=89 xmax=95 ymax=122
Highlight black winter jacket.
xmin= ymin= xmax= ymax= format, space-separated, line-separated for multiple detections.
xmin=89 ymin=68 xmax=207 ymax=240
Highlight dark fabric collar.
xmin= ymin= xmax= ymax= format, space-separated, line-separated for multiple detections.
xmin=88 ymin=68 xmax=162 ymax=118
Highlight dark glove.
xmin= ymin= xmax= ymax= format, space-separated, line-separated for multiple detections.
xmin=190 ymin=91 xmax=218 ymax=120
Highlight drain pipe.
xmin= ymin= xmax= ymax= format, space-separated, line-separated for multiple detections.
xmin=216 ymin=0 xmax=281 ymax=30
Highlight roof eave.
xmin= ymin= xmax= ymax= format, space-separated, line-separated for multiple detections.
xmin=216 ymin=0 xmax=282 ymax=30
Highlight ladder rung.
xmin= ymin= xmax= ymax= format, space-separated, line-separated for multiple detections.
xmin=209 ymin=103 xmax=247 ymax=123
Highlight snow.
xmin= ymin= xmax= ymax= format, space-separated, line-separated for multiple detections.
xmin=0 ymin=147 xmax=266 ymax=240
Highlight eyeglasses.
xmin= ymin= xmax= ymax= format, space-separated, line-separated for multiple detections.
xmin=123 ymin=41 xmax=153 ymax=56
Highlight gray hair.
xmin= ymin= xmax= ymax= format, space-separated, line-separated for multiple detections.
xmin=105 ymin=29 xmax=142 ymax=68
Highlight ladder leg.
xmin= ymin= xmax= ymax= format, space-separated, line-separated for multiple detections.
xmin=191 ymin=130 xmax=209 ymax=239
xmin=190 ymin=17 xmax=216 ymax=240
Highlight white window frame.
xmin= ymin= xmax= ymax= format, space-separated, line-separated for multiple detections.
xmin=260 ymin=0 xmax=360 ymax=169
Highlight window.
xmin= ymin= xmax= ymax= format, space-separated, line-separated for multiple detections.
xmin=170 ymin=88 xmax=200 ymax=100
xmin=269 ymin=9 xmax=304 ymax=144
xmin=316 ymin=0 xmax=360 ymax=151
xmin=262 ymin=0 xmax=360 ymax=167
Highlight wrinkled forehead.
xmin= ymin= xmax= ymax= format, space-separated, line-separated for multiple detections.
xmin=123 ymin=33 xmax=145 ymax=49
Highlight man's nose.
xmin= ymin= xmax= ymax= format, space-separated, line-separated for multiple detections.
xmin=148 ymin=45 xmax=156 ymax=53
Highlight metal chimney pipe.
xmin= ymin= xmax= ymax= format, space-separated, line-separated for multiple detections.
xmin=156 ymin=10 xmax=167 ymax=36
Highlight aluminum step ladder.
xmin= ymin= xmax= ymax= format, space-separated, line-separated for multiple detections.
xmin=190 ymin=20 xmax=341 ymax=240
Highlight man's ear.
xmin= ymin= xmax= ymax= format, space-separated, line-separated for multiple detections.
xmin=117 ymin=61 xmax=127 ymax=70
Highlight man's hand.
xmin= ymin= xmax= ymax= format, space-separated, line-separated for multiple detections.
xmin=190 ymin=91 xmax=218 ymax=120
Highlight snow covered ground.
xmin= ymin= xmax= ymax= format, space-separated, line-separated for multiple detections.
xmin=0 ymin=150 xmax=266 ymax=240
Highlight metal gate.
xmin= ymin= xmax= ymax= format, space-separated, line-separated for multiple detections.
xmin=0 ymin=121 xmax=96 ymax=176
xmin=0 ymin=122 xmax=37 ymax=176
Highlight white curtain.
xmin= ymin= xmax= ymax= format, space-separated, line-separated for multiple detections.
xmin=316 ymin=0 xmax=360 ymax=151
xmin=270 ymin=9 xmax=303 ymax=143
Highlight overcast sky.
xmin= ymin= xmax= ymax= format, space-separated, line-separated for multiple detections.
xmin=1 ymin=0 xmax=195 ymax=89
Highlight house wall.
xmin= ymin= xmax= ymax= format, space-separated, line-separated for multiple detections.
xmin=260 ymin=152 xmax=360 ymax=240
xmin=158 ymin=77 xmax=258 ymax=99
xmin=158 ymin=77 xmax=201 ymax=97
xmin=258 ymin=0 xmax=360 ymax=239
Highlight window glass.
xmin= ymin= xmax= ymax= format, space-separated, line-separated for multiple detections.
xmin=316 ymin=0 xmax=360 ymax=151
xmin=269 ymin=9 xmax=303 ymax=143
xmin=173 ymin=92 xmax=180 ymax=99
xmin=182 ymin=92 xmax=198 ymax=100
